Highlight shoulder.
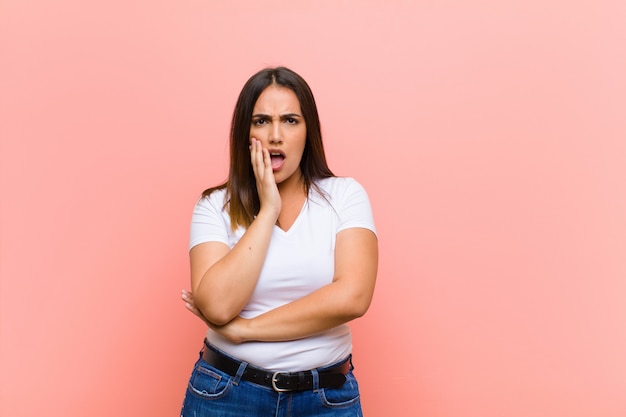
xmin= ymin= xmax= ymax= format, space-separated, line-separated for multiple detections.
xmin=312 ymin=177 xmax=371 ymax=206
xmin=313 ymin=177 xmax=377 ymax=234
xmin=311 ymin=177 xmax=373 ymax=213
xmin=192 ymin=188 xmax=230 ymax=224
xmin=195 ymin=188 xmax=228 ymax=212
xmin=313 ymin=176 xmax=367 ymax=198
xmin=190 ymin=188 xmax=233 ymax=250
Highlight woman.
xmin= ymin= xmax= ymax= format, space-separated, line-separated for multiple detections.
xmin=180 ymin=66 xmax=378 ymax=416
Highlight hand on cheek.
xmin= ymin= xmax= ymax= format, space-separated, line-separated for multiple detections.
xmin=250 ymin=137 xmax=281 ymax=216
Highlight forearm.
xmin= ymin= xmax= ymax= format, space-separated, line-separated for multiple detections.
xmin=241 ymin=280 xmax=373 ymax=342
xmin=194 ymin=210 xmax=276 ymax=325
xmin=237 ymin=228 xmax=377 ymax=342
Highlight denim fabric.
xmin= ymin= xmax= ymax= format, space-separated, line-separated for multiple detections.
xmin=181 ymin=348 xmax=363 ymax=417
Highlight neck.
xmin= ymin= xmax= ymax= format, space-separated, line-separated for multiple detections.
xmin=277 ymin=171 xmax=306 ymax=198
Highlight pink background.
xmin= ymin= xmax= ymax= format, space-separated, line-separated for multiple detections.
xmin=1 ymin=1 xmax=625 ymax=416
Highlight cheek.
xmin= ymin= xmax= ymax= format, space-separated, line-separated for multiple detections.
xmin=300 ymin=134 xmax=307 ymax=151
xmin=296 ymin=128 xmax=307 ymax=148
xmin=249 ymin=125 xmax=268 ymax=140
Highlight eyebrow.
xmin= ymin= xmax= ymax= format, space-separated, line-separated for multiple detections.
xmin=251 ymin=113 xmax=303 ymax=119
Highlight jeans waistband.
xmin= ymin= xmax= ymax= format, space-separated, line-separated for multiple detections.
xmin=201 ymin=340 xmax=350 ymax=392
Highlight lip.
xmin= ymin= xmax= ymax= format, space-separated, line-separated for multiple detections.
xmin=268 ymin=148 xmax=286 ymax=171
xmin=267 ymin=148 xmax=285 ymax=157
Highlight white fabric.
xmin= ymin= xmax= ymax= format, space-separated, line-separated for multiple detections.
xmin=189 ymin=176 xmax=376 ymax=371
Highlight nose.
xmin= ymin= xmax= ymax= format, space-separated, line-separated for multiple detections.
xmin=268 ymin=123 xmax=283 ymax=144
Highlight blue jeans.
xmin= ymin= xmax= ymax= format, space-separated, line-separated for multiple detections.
xmin=181 ymin=346 xmax=363 ymax=417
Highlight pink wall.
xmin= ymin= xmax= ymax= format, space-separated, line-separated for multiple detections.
xmin=1 ymin=1 xmax=625 ymax=416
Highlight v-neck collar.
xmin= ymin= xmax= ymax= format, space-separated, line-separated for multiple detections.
xmin=274 ymin=198 xmax=308 ymax=235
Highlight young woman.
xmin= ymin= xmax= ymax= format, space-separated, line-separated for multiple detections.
xmin=180 ymin=67 xmax=378 ymax=416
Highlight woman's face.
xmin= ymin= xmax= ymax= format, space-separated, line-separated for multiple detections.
xmin=250 ymin=85 xmax=307 ymax=187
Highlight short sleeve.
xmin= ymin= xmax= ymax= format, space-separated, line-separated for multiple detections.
xmin=335 ymin=178 xmax=377 ymax=236
xmin=189 ymin=191 xmax=230 ymax=251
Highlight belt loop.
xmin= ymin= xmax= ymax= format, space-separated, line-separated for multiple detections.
xmin=233 ymin=360 xmax=248 ymax=386
xmin=311 ymin=369 xmax=320 ymax=392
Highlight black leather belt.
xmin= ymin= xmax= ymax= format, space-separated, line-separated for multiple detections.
xmin=201 ymin=342 xmax=350 ymax=392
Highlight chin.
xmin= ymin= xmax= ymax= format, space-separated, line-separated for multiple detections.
xmin=274 ymin=167 xmax=301 ymax=186
xmin=273 ymin=171 xmax=287 ymax=183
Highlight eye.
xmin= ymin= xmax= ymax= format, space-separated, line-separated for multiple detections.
xmin=285 ymin=118 xmax=297 ymax=124
xmin=252 ymin=118 xmax=267 ymax=126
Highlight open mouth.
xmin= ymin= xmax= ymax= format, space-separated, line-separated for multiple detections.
xmin=269 ymin=151 xmax=285 ymax=171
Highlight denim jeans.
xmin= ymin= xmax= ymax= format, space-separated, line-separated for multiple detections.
xmin=181 ymin=347 xmax=363 ymax=417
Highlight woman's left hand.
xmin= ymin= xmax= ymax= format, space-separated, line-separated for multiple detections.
xmin=181 ymin=289 xmax=211 ymax=326
xmin=181 ymin=290 xmax=249 ymax=344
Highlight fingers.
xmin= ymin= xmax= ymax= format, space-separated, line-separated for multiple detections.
xmin=249 ymin=138 xmax=260 ymax=175
xmin=180 ymin=290 xmax=200 ymax=308
xmin=249 ymin=138 xmax=281 ymax=216
xmin=181 ymin=290 xmax=214 ymax=327
xmin=250 ymin=138 xmax=268 ymax=180
xmin=250 ymin=137 xmax=276 ymax=185
xmin=181 ymin=289 xmax=199 ymax=313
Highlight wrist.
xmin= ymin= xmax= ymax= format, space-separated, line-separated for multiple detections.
xmin=256 ymin=208 xmax=280 ymax=224
xmin=230 ymin=317 xmax=254 ymax=344
xmin=239 ymin=317 xmax=254 ymax=343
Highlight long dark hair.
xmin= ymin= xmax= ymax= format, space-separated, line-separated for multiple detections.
xmin=202 ymin=67 xmax=334 ymax=229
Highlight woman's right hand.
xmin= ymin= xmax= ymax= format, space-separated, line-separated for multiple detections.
xmin=250 ymin=137 xmax=281 ymax=219
xmin=189 ymin=139 xmax=282 ymax=326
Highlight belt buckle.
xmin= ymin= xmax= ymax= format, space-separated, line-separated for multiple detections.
xmin=271 ymin=372 xmax=291 ymax=392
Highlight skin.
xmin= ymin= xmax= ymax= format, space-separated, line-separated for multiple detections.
xmin=182 ymin=85 xmax=378 ymax=344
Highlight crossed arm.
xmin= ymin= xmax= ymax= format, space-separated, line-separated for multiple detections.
xmin=183 ymin=226 xmax=378 ymax=344
xmin=183 ymin=138 xmax=378 ymax=343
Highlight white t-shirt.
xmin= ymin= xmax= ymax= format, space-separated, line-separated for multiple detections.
xmin=189 ymin=176 xmax=377 ymax=371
